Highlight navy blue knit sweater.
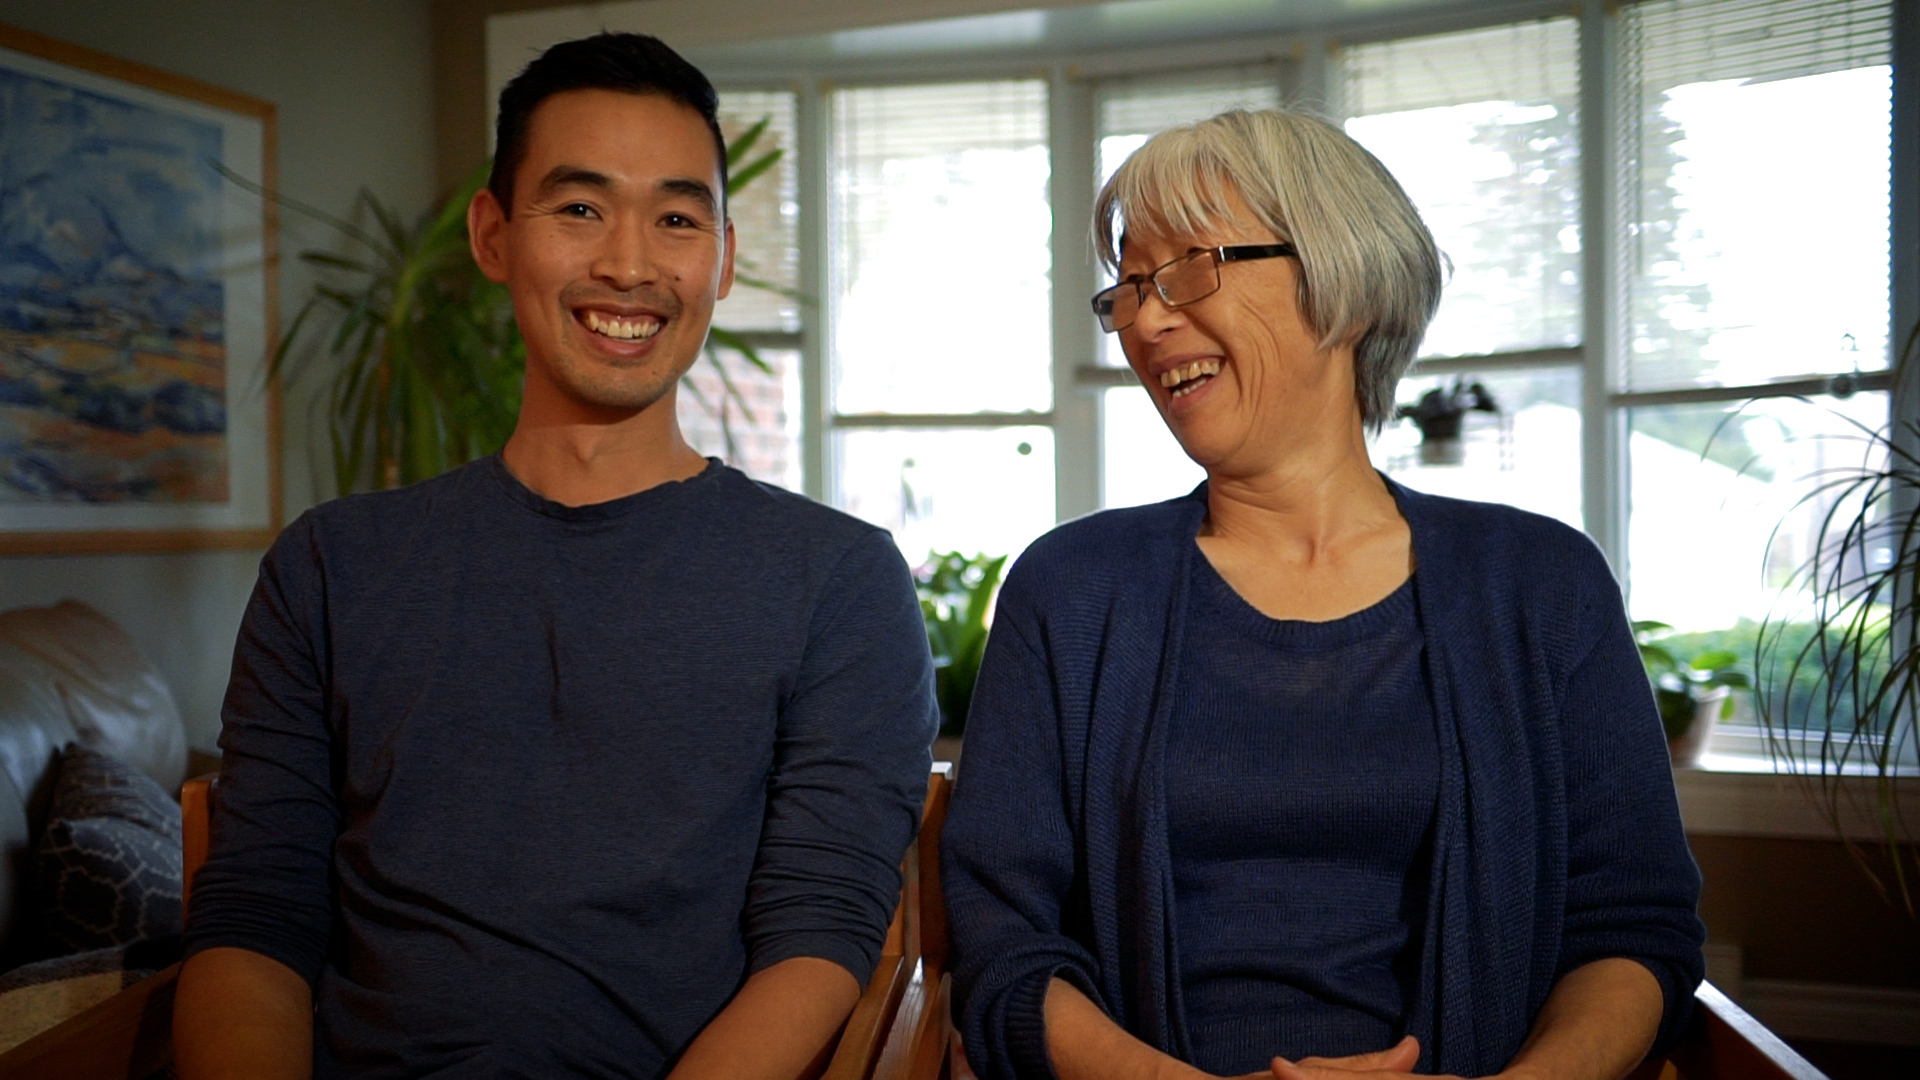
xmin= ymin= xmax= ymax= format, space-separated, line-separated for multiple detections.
xmin=942 ymin=479 xmax=1705 ymax=1079
xmin=1168 ymin=567 xmax=1436 ymax=1073
xmin=185 ymin=456 xmax=938 ymax=1078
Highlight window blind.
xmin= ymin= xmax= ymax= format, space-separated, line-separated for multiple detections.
xmin=829 ymin=80 xmax=1052 ymax=416
xmin=1618 ymin=0 xmax=1893 ymax=391
xmin=833 ymin=80 xmax=1046 ymax=163
xmin=1626 ymin=0 xmax=1891 ymax=92
xmin=1340 ymin=17 xmax=1582 ymax=358
xmin=1342 ymin=18 xmax=1578 ymax=119
xmin=1095 ymin=65 xmax=1283 ymax=140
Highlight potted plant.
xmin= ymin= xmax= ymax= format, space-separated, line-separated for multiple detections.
xmin=1753 ymin=402 xmax=1920 ymax=916
xmin=1393 ymin=377 xmax=1499 ymax=465
xmin=1633 ymin=619 xmax=1751 ymax=766
xmin=915 ymin=550 xmax=1007 ymax=762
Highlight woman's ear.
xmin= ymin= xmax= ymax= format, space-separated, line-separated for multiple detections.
xmin=468 ymin=187 xmax=510 ymax=285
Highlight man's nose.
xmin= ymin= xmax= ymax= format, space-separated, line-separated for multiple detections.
xmin=592 ymin=218 xmax=657 ymax=292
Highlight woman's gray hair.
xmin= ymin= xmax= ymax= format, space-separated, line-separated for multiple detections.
xmin=1094 ymin=108 xmax=1441 ymax=432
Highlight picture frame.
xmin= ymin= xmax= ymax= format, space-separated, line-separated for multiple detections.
xmin=0 ymin=22 xmax=279 ymax=555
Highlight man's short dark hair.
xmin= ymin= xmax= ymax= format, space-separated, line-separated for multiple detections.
xmin=488 ymin=33 xmax=727 ymax=218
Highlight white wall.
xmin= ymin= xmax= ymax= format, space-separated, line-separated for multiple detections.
xmin=0 ymin=0 xmax=437 ymax=749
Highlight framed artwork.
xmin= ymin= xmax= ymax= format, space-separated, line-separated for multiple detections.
xmin=0 ymin=23 xmax=278 ymax=555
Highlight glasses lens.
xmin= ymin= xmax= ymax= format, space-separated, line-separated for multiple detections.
xmin=1157 ymin=250 xmax=1221 ymax=308
xmin=1092 ymin=283 xmax=1139 ymax=332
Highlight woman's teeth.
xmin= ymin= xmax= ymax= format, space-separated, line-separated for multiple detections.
xmin=584 ymin=311 xmax=663 ymax=340
xmin=1161 ymin=359 xmax=1222 ymax=397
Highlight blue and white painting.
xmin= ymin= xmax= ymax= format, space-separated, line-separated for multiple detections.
xmin=0 ymin=64 xmax=228 ymax=503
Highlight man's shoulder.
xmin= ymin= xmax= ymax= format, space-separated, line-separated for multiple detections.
xmin=710 ymin=468 xmax=888 ymax=549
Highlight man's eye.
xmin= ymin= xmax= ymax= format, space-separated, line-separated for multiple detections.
xmin=661 ymin=213 xmax=701 ymax=228
xmin=560 ymin=203 xmax=597 ymax=218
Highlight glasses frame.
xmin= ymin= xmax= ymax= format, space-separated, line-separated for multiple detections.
xmin=1091 ymin=243 xmax=1297 ymax=333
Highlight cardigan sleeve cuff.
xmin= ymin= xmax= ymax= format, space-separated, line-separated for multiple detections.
xmin=1631 ymin=953 xmax=1699 ymax=1060
xmin=1004 ymin=963 xmax=1108 ymax=1080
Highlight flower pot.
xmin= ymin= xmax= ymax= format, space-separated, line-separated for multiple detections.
xmin=1418 ymin=437 xmax=1466 ymax=466
xmin=1667 ymin=685 xmax=1730 ymax=767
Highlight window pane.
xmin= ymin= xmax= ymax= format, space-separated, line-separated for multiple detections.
xmin=1102 ymin=386 xmax=1203 ymax=509
xmin=1621 ymin=0 xmax=1891 ymax=390
xmin=1374 ymin=366 xmax=1582 ymax=528
xmin=835 ymin=426 xmax=1054 ymax=563
xmin=714 ymin=91 xmax=800 ymax=333
xmin=679 ymin=348 xmax=802 ymax=491
xmin=831 ymin=81 xmax=1051 ymax=414
xmin=1627 ymin=392 xmax=1887 ymax=632
xmin=1343 ymin=18 xmax=1581 ymax=358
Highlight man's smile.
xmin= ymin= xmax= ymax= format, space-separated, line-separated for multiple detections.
xmin=578 ymin=308 xmax=665 ymax=341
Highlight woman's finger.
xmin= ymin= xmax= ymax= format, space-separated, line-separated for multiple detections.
xmin=1287 ymin=1034 xmax=1421 ymax=1072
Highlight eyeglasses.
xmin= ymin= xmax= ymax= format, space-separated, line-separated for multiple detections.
xmin=1090 ymin=243 xmax=1297 ymax=333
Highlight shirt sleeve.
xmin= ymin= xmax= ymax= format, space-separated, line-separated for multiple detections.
xmin=1555 ymin=568 xmax=1708 ymax=1057
xmin=941 ymin=573 xmax=1106 ymax=1080
xmin=181 ymin=515 xmax=340 ymax=987
xmin=742 ymin=528 xmax=939 ymax=985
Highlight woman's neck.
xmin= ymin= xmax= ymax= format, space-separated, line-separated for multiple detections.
xmin=1200 ymin=420 xmax=1399 ymax=564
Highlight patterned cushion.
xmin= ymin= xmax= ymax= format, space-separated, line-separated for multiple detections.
xmin=34 ymin=744 xmax=182 ymax=955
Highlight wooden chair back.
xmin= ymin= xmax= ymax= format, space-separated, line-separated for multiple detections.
xmin=824 ymin=762 xmax=954 ymax=1080
xmin=868 ymin=762 xmax=957 ymax=1080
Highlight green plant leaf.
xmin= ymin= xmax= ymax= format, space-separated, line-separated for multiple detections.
xmin=727 ymin=147 xmax=783 ymax=196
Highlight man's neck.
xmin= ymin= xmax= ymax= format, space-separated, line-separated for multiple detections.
xmin=500 ymin=387 xmax=710 ymax=508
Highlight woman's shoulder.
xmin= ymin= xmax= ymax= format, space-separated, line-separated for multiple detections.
xmin=1018 ymin=494 xmax=1202 ymax=570
xmin=997 ymin=493 xmax=1203 ymax=611
xmin=1393 ymin=483 xmax=1606 ymax=575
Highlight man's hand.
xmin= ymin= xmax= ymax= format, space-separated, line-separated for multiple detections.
xmin=665 ymin=956 xmax=862 ymax=1080
xmin=173 ymin=947 xmax=313 ymax=1080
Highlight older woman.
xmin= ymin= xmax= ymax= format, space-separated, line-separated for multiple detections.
xmin=941 ymin=109 xmax=1704 ymax=1080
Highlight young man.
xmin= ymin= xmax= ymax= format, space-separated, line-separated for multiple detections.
xmin=175 ymin=34 xmax=937 ymax=1080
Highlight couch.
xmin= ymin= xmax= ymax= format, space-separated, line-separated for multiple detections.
xmin=0 ymin=599 xmax=186 ymax=971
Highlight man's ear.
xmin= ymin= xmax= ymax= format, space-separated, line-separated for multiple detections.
xmin=468 ymin=187 xmax=510 ymax=284
xmin=717 ymin=217 xmax=736 ymax=301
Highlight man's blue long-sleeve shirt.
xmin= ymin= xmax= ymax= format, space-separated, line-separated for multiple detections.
xmin=185 ymin=455 xmax=938 ymax=1078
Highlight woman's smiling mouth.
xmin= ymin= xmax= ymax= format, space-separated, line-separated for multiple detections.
xmin=1160 ymin=359 xmax=1222 ymax=398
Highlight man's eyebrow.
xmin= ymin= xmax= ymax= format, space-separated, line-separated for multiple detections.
xmin=536 ymin=165 xmax=613 ymax=197
xmin=659 ymin=177 xmax=719 ymax=214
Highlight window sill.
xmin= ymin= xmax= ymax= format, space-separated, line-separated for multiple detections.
xmin=1674 ymin=764 xmax=1920 ymax=840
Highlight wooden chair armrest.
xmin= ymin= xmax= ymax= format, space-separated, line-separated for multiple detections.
xmin=823 ymin=953 xmax=914 ymax=1080
xmin=0 ymin=963 xmax=179 ymax=1080
xmin=1664 ymin=981 xmax=1826 ymax=1080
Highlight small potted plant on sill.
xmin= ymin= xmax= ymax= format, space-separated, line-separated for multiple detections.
xmin=1634 ymin=620 xmax=1751 ymax=767
xmin=1393 ymin=377 xmax=1500 ymax=466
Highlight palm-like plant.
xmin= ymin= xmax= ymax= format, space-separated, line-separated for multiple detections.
xmin=1753 ymin=390 xmax=1920 ymax=917
xmin=254 ymin=118 xmax=787 ymax=495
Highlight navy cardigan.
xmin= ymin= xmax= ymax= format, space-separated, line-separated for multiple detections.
xmin=942 ymin=480 xmax=1705 ymax=1079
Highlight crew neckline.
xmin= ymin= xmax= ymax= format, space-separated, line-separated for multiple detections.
xmin=483 ymin=453 xmax=726 ymax=522
xmin=1188 ymin=545 xmax=1417 ymax=649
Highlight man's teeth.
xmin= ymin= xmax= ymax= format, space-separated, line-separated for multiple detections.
xmin=1160 ymin=359 xmax=1222 ymax=397
xmin=584 ymin=311 xmax=663 ymax=340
